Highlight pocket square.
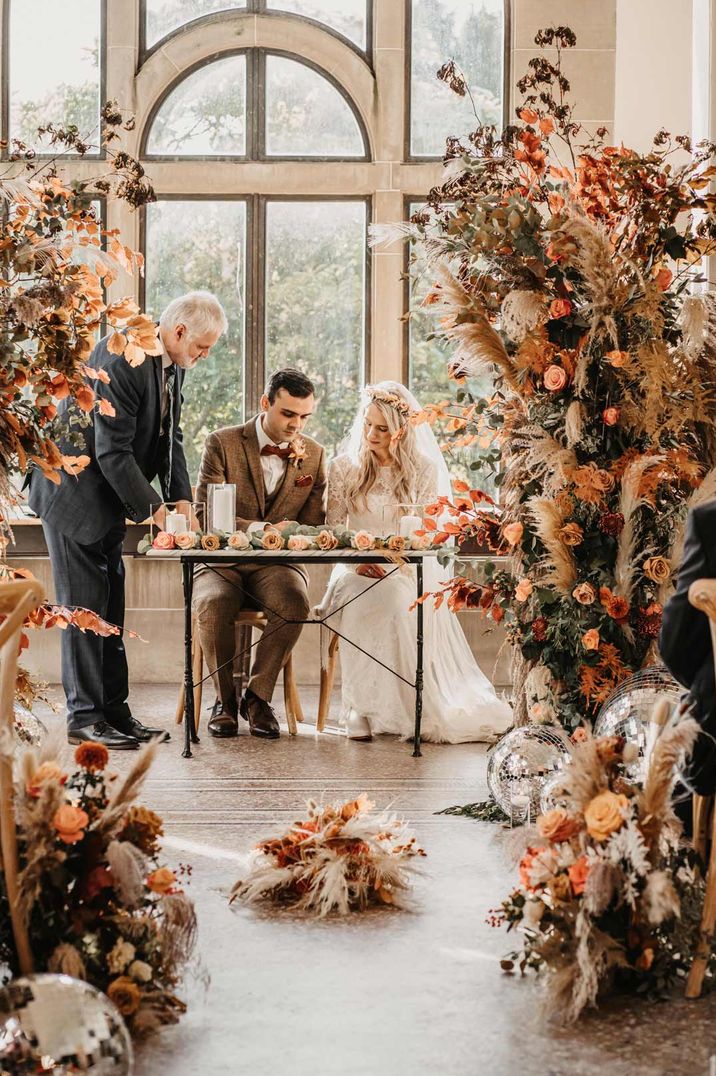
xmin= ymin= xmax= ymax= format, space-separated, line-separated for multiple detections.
xmin=295 ymin=473 xmax=313 ymax=488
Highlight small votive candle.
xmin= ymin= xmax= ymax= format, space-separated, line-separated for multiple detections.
xmin=510 ymin=793 xmax=531 ymax=828
xmin=165 ymin=510 xmax=188 ymax=535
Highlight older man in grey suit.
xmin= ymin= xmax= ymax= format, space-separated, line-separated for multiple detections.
xmin=29 ymin=291 xmax=227 ymax=749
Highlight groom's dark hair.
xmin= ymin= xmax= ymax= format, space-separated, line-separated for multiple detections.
xmin=265 ymin=368 xmax=315 ymax=403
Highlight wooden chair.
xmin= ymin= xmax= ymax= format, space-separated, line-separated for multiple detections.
xmin=316 ymin=630 xmax=340 ymax=733
xmin=684 ymin=578 xmax=716 ymax=998
xmin=175 ymin=610 xmax=304 ymax=736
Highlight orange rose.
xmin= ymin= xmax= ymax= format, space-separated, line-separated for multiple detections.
xmin=201 ymin=533 xmax=221 ymax=551
xmin=605 ymin=350 xmax=629 ymax=367
xmin=174 ymin=530 xmax=198 ymax=549
xmin=536 ymin=808 xmax=581 ymax=844
xmin=352 ymin=530 xmax=375 ymax=551
xmin=147 ymin=867 xmax=176 ymax=894
xmin=514 ymin=578 xmax=533 ymax=602
xmin=572 ymin=582 xmax=596 ymax=605
xmin=549 ymin=298 xmax=572 ymax=319
xmin=152 ymin=530 xmax=175 ymax=550
xmin=261 ymin=529 xmax=284 ymax=550
xmin=584 ymin=790 xmax=628 ymax=841
xmin=75 ymin=741 xmax=109 ymax=772
xmin=592 ymin=469 xmax=614 ymax=493
xmin=568 ymin=855 xmax=590 ymax=895
xmin=582 ymin=628 xmax=600 ymax=651
xmin=107 ymin=976 xmax=141 ymax=1017
xmin=559 ymin=522 xmax=583 ymax=547
xmin=26 ymin=761 xmax=67 ymax=797
xmin=643 ymin=556 xmax=670 ymax=584
xmin=503 ymin=521 xmax=524 ymax=546
xmin=316 ymin=530 xmax=339 ymax=551
xmin=53 ymin=804 xmax=89 ymax=845
xmin=602 ymin=406 xmax=620 ymax=426
xmin=543 ymin=364 xmax=568 ymax=392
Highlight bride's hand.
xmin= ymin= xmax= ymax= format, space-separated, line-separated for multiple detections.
xmin=356 ymin=564 xmax=386 ymax=579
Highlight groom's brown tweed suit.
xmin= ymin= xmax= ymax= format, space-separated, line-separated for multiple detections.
xmin=193 ymin=418 xmax=327 ymax=713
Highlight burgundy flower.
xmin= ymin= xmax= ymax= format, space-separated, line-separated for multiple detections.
xmin=531 ymin=617 xmax=548 ymax=642
xmin=636 ymin=603 xmax=663 ymax=639
xmin=598 ymin=512 xmax=625 ymax=537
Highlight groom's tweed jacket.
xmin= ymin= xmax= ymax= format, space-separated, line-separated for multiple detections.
xmin=196 ymin=417 xmax=327 ymax=530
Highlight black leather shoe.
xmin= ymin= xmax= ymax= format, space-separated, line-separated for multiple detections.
xmin=110 ymin=716 xmax=170 ymax=744
xmin=68 ymin=721 xmax=140 ymax=750
xmin=208 ymin=699 xmax=239 ymax=738
xmin=239 ymin=690 xmax=280 ymax=739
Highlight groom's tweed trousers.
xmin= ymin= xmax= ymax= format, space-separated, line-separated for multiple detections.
xmin=192 ymin=418 xmax=327 ymax=708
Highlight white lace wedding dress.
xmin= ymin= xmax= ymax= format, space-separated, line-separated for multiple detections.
xmin=320 ymin=453 xmax=513 ymax=742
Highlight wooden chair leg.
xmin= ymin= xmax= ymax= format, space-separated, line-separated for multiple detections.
xmin=693 ymin=794 xmax=710 ymax=865
xmin=283 ymin=656 xmax=298 ymax=737
xmin=285 ymin=655 xmax=304 ymax=724
xmin=686 ymin=794 xmax=716 ymax=998
xmin=317 ymin=632 xmax=340 ymax=733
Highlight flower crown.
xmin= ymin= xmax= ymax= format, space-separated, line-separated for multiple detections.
xmin=365 ymin=387 xmax=418 ymax=421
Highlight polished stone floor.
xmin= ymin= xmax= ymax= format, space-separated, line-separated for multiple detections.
xmin=35 ymin=685 xmax=716 ymax=1076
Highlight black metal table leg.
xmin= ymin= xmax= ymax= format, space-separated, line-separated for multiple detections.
xmin=413 ymin=558 xmax=424 ymax=758
xmin=182 ymin=559 xmax=195 ymax=758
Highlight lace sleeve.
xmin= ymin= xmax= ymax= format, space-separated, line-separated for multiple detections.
xmin=416 ymin=458 xmax=438 ymax=506
xmin=326 ymin=456 xmax=351 ymax=527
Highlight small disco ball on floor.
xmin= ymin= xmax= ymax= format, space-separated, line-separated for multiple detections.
xmin=593 ymin=664 xmax=683 ymax=781
xmin=13 ymin=704 xmax=46 ymax=749
xmin=0 ymin=974 xmax=133 ymax=1074
xmin=487 ymin=724 xmax=572 ymax=820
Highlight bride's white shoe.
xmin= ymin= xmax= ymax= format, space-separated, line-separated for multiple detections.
xmin=346 ymin=709 xmax=372 ymax=741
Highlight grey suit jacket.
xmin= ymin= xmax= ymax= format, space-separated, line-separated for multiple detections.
xmin=28 ymin=332 xmax=192 ymax=544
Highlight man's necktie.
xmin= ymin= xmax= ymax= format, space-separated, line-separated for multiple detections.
xmin=160 ymin=364 xmax=176 ymax=499
xmin=261 ymin=444 xmax=291 ymax=459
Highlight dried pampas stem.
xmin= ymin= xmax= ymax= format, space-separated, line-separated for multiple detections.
xmin=501 ymin=289 xmax=547 ymax=342
xmin=613 ymin=456 xmax=662 ymax=607
xmin=527 ymin=497 xmax=577 ymax=594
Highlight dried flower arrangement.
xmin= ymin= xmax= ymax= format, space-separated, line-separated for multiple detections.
xmin=1 ymin=742 xmax=197 ymax=1036
xmin=230 ymin=795 xmax=426 ymax=918
xmin=398 ymin=27 xmax=716 ymax=729
xmin=490 ymin=715 xmax=709 ymax=1021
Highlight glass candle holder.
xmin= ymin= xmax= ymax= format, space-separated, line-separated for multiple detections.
xmin=207 ymin=482 xmax=236 ymax=534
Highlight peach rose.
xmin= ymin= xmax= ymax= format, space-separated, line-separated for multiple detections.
xmin=514 ymin=578 xmax=533 ymax=603
xmin=584 ymin=790 xmax=629 ymax=841
xmin=605 ymin=350 xmax=629 ymax=367
xmin=571 ymin=726 xmax=588 ymax=744
xmin=147 ymin=867 xmax=176 ymax=894
xmin=352 ymin=530 xmax=375 ymax=551
xmin=152 ymin=530 xmax=175 ymax=550
xmin=503 ymin=521 xmax=524 ymax=546
xmin=643 ymin=556 xmax=670 ymax=584
xmin=411 ymin=534 xmax=432 ymax=550
xmin=572 ymin=582 xmax=596 ymax=605
xmin=568 ymin=855 xmax=590 ymax=895
xmin=582 ymin=628 xmax=600 ymax=651
xmin=26 ymin=761 xmax=67 ymax=798
xmin=602 ymin=406 xmax=620 ymax=427
xmin=261 ymin=529 xmax=284 ymax=550
xmin=288 ymin=535 xmax=313 ymax=551
xmin=387 ymin=534 xmax=407 ymax=552
xmin=53 ymin=804 xmax=89 ymax=845
xmin=316 ymin=530 xmax=339 ymax=551
xmin=227 ymin=531 xmax=250 ymax=550
xmin=200 ymin=533 xmax=221 ymax=551
xmin=543 ymin=364 xmax=568 ymax=392
xmin=174 ymin=530 xmax=198 ymax=549
xmin=549 ymin=297 xmax=572 ymax=319
xmin=559 ymin=522 xmax=583 ymax=547
xmin=536 ymin=808 xmax=581 ymax=844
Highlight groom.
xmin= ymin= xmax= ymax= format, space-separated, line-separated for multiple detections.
xmin=194 ymin=368 xmax=326 ymax=739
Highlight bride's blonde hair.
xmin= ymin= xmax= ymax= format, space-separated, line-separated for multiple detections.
xmin=344 ymin=386 xmax=421 ymax=510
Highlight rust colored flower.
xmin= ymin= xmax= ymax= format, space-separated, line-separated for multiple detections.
xmin=591 ymin=469 xmax=615 ymax=494
xmin=120 ymin=805 xmax=164 ymax=854
xmin=582 ymin=628 xmax=600 ymax=651
xmin=537 ymin=808 xmax=581 ymax=844
xmin=598 ymin=512 xmax=625 ymax=537
xmin=53 ymin=804 xmax=89 ymax=845
xmin=503 ymin=521 xmax=524 ymax=546
xmin=543 ymin=364 xmax=568 ymax=392
xmin=531 ymin=617 xmax=548 ymax=642
xmin=107 ymin=976 xmax=141 ymax=1017
xmin=549 ymin=298 xmax=572 ymax=319
xmin=572 ymin=582 xmax=596 ymax=606
xmin=26 ymin=761 xmax=67 ymax=798
xmin=584 ymin=790 xmax=628 ymax=841
xmin=605 ymin=350 xmax=629 ymax=367
xmin=75 ymin=740 xmax=109 ymax=772
xmin=655 ymin=267 xmax=673 ymax=291
xmin=549 ymin=872 xmax=574 ymax=903
xmin=643 ymin=556 xmax=671 ymax=584
xmin=606 ymin=595 xmax=629 ymax=621
xmin=637 ymin=604 xmax=663 ymax=639
xmin=147 ymin=866 xmax=176 ymax=894
xmin=559 ymin=522 xmax=583 ymax=547
xmin=82 ymin=865 xmax=114 ymax=901
xmin=568 ymin=855 xmax=590 ymax=895
xmin=602 ymin=406 xmax=620 ymax=427
xmin=635 ymin=947 xmax=655 ymax=971
xmin=152 ymin=530 xmax=175 ymax=551
xmin=201 ymin=533 xmax=221 ymax=551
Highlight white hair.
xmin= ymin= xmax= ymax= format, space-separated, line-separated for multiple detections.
xmin=159 ymin=290 xmax=228 ymax=337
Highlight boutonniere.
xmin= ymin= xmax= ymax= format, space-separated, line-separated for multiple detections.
xmin=295 ymin=473 xmax=313 ymax=488
xmin=288 ymin=436 xmax=307 ymax=469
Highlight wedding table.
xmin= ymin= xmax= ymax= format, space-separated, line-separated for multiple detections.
xmin=147 ymin=548 xmax=440 ymax=759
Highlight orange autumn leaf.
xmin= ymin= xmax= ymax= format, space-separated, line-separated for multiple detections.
xmin=106 ymin=331 xmax=127 ymax=355
xmin=62 ymin=454 xmax=90 ymax=476
xmin=539 ymin=116 xmax=555 ymax=136
xmin=84 ymin=364 xmax=110 ymax=384
xmin=452 ymin=479 xmax=470 ymax=493
xmin=98 ymin=398 xmax=116 ymax=417
xmin=75 ymin=386 xmax=95 ymax=412
xmin=123 ymin=342 xmax=148 ymax=367
xmin=519 ymin=108 xmax=538 ymax=123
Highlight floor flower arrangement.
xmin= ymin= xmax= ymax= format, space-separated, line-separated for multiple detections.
xmin=2 ymin=741 xmax=197 ymax=1036
xmin=491 ymin=715 xmax=709 ymax=1021
xmin=230 ymin=794 xmax=426 ymax=917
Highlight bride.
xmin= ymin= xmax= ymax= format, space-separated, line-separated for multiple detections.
xmin=319 ymin=381 xmax=512 ymax=742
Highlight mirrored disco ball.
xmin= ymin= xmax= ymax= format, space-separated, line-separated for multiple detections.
xmin=594 ymin=665 xmax=682 ymax=781
xmin=539 ymin=768 xmax=570 ymax=814
xmin=487 ymin=725 xmax=572 ymax=818
xmin=13 ymin=704 xmax=46 ymax=749
xmin=0 ymin=974 xmax=133 ymax=1074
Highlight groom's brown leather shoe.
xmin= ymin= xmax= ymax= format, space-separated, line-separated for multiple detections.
xmin=239 ymin=689 xmax=280 ymax=739
xmin=208 ymin=699 xmax=239 ymax=738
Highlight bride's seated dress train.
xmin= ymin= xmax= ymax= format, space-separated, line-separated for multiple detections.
xmin=321 ymin=449 xmax=512 ymax=743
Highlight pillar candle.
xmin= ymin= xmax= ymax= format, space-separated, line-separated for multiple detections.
xmin=212 ymin=487 xmax=235 ymax=533
xmin=399 ymin=514 xmax=422 ymax=538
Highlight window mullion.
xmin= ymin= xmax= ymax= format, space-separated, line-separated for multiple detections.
xmin=246 ymin=194 xmax=266 ymax=415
